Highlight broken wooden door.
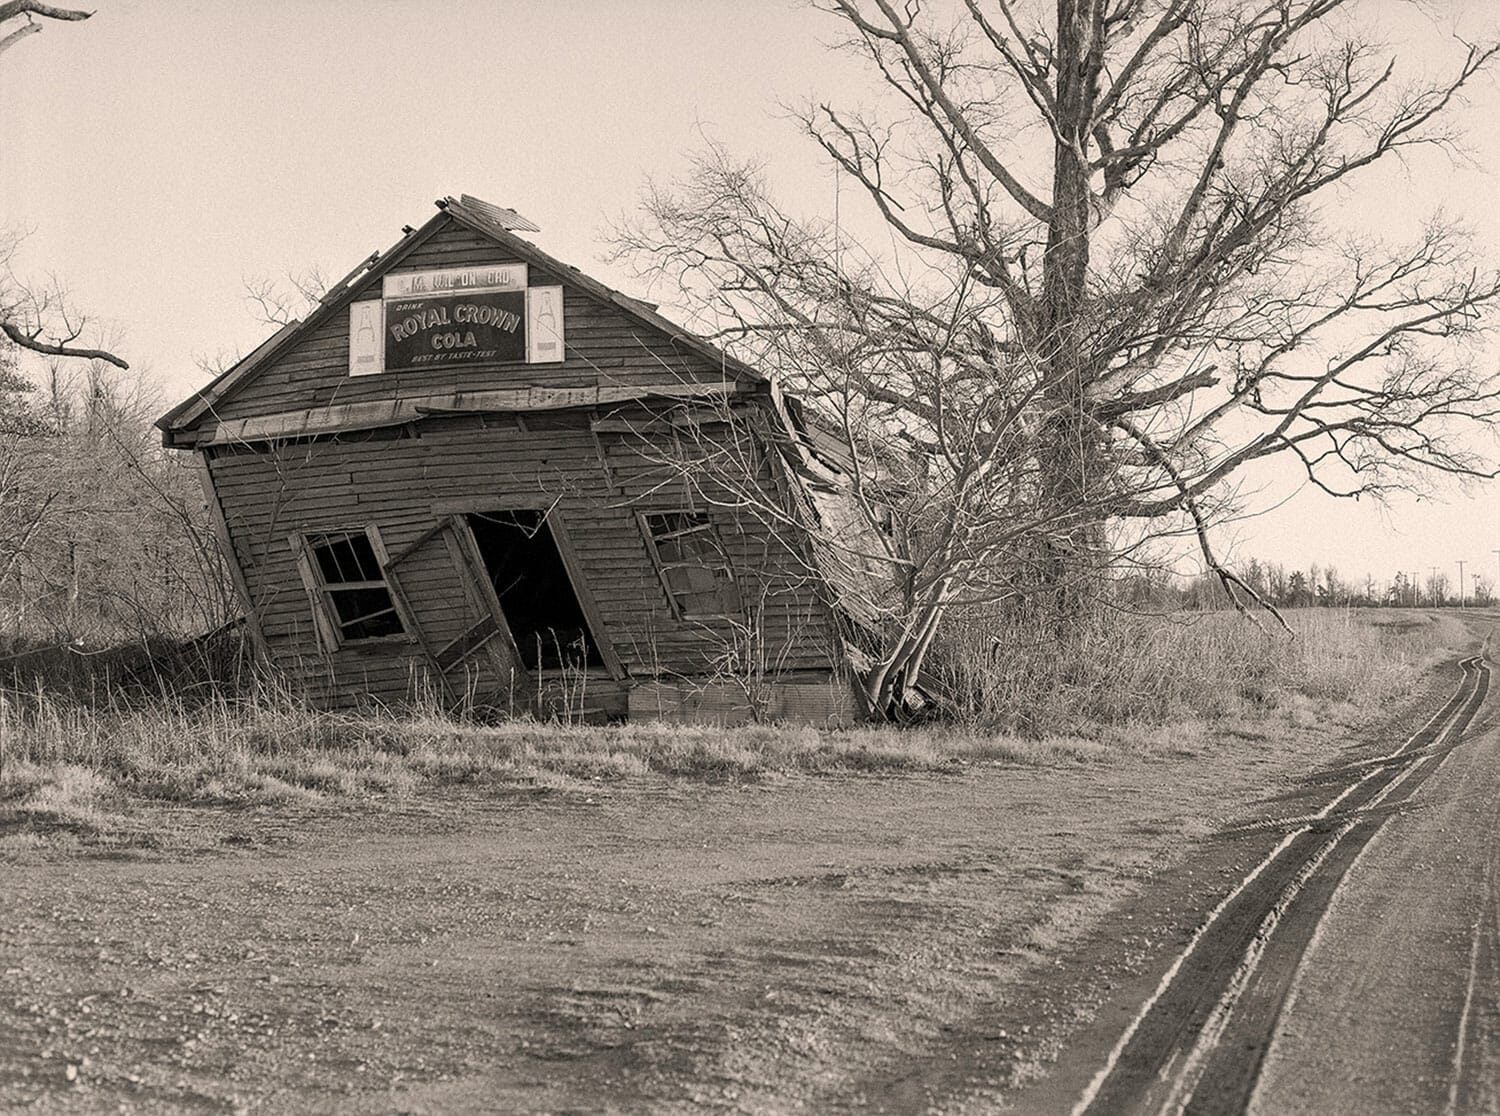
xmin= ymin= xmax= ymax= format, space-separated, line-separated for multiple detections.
xmin=380 ymin=515 xmax=533 ymax=711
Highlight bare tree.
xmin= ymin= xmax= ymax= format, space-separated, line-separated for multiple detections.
xmin=1 ymin=4 xmax=127 ymax=369
xmin=243 ymin=266 xmax=330 ymax=328
xmin=0 ymin=356 xmax=235 ymax=643
xmin=0 ymin=230 xmax=128 ymax=370
xmin=618 ymin=0 xmax=1500 ymax=635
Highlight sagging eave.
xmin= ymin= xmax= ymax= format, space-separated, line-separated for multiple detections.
xmin=155 ymin=213 xmax=450 ymax=449
xmin=174 ymin=381 xmax=756 ymax=449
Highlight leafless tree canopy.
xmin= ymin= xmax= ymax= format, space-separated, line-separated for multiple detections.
xmin=617 ymin=0 xmax=1500 ymax=638
xmin=0 ymin=351 xmax=235 ymax=646
xmin=243 ymin=266 xmax=330 ymax=329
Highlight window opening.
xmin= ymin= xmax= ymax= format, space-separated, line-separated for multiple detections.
xmin=642 ymin=512 xmax=742 ymax=618
xmin=304 ymin=530 xmax=405 ymax=640
xmin=465 ymin=510 xmax=604 ymax=671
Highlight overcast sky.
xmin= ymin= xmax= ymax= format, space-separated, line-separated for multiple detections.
xmin=3 ymin=0 xmax=1498 ymax=589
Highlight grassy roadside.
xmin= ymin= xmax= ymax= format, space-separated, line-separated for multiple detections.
xmin=0 ymin=608 xmax=1468 ymax=848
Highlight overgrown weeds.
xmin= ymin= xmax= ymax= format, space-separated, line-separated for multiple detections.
xmin=0 ymin=608 xmax=1470 ymax=840
xmin=934 ymin=607 xmax=1463 ymax=730
xmin=0 ymin=620 xmax=253 ymax=703
xmin=0 ymin=682 xmax=1110 ymax=804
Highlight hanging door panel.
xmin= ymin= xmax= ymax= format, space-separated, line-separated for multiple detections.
xmin=381 ymin=516 xmax=532 ymax=708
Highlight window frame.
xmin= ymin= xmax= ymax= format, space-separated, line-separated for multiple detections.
xmin=636 ymin=510 xmax=743 ymax=621
xmin=292 ymin=524 xmax=411 ymax=651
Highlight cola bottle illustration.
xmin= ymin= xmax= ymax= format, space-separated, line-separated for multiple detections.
xmin=534 ymin=292 xmax=559 ymax=359
xmin=354 ymin=304 xmax=379 ymax=371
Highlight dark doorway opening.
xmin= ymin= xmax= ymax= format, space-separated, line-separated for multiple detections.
xmin=465 ymin=510 xmax=604 ymax=671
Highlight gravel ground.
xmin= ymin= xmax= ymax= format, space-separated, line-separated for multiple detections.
xmin=0 ymin=699 xmax=1416 ymax=1114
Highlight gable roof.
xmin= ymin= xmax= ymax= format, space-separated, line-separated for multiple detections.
xmin=156 ymin=195 xmax=765 ymax=444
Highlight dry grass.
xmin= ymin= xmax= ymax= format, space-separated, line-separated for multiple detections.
xmin=938 ymin=606 xmax=1465 ymax=729
xmin=0 ymin=608 xmax=1469 ymax=841
xmin=0 ymin=691 xmax=1110 ymax=826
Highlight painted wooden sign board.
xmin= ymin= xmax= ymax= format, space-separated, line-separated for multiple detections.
xmin=382 ymin=264 xmax=527 ymax=299
xmin=348 ymin=299 xmax=383 ymax=376
xmin=526 ymin=285 xmax=564 ymax=363
xmin=385 ymin=290 xmax=527 ymax=371
xmin=348 ymin=264 xmax=564 ymax=376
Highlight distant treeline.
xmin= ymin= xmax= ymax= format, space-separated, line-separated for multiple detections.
xmin=1118 ymin=559 xmax=1493 ymax=612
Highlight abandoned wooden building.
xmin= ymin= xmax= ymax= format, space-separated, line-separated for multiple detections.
xmin=157 ymin=194 xmax=874 ymax=723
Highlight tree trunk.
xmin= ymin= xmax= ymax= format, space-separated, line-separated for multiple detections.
xmin=859 ymin=590 xmax=949 ymax=720
xmin=1035 ymin=0 xmax=1107 ymax=620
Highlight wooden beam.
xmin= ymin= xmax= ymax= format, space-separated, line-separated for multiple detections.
xmin=443 ymin=515 xmax=535 ymax=701
xmin=195 ymin=455 xmax=270 ymax=659
xmin=378 ymin=526 xmax=461 ymax=703
xmin=546 ymin=508 xmax=627 ymax=681
xmin=383 ymin=519 xmax=449 ymax=568
xmin=288 ymin=533 xmax=340 ymax=655
xmin=201 ymin=381 xmax=745 ymax=446
xmin=433 ymin=613 xmax=503 ymax=672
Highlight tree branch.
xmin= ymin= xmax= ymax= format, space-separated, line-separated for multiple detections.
xmin=1 ymin=321 xmax=128 ymax=368
xmin=1113 ymin=415 xmax=1293 ymax=636
xmin=0 ymin=2 xmax=93 ymax=21
xmin=826 ymin=0 xmax=1054 ymax=222
xmin=0 ymin=17 xmax=40 ymax=55
xmin=0 ymin=1 xmax=92 ymax=56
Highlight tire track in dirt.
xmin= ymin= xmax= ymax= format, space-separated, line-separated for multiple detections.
xmin=1070 ymin=648 xmax=1491 ymax=1116
xmin=1446 ymin=856 xmax=1497 ymax=1116
xmin=1245 ymin=629 xmax=1500 ymax=1116
xmin=1176 ymin=651 xmax=1492 ymax=1116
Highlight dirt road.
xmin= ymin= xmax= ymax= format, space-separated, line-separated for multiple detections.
xmin=1 ymin=690 xmax=1416 ymax=1115
xmin=1252 ymin=649 xmax=1500 ymax=1115
xmin=1012 ymin=625 xmax=1498 ymax=1116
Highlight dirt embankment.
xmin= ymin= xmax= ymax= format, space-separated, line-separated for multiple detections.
xmin=1 ymin=672 xmax=1459 ymax=1115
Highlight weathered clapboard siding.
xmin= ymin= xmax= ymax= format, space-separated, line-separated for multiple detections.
xmin=205 ymin=220 xmax=743 ymax=427
xmin=205 ymin=412 xmax=838 ymax=706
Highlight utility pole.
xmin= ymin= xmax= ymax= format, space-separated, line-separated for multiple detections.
xmin=1431 ymin=567 xmax=1440 ymax=608
xmin=1458 ymin=560 xmax=1466 ymax=610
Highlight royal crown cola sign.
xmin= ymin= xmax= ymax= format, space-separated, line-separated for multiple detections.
xmin=383 ymin=289 xmax=527 ymax=371
xmin=347 ymin=263 xmax=564 ymax=374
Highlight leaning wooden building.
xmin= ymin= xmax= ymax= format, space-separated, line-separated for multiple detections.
xmin=158 ymin=194 xmax=867 ymax=723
